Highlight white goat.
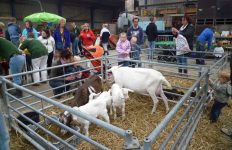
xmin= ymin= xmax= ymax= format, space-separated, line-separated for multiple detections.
xmin=62 ymin=91 xmax=111 ymax=136
xmin=111 ymin=83 xmax=133 ymax=120
xmin=109 ymin=66 xmax=172 ymax=114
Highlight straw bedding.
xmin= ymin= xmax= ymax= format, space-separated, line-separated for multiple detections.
xmin=9 ymin=78 xmax=232 ymax=150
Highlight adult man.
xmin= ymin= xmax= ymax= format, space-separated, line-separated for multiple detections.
xmin=70 ymin=22 xmax=80 ymax=56
xmin=146 ymin=16 xmax=158 ymax=61
xmin=127 ymin=17 xmax=144 ymax=47
xmin=5 ymin=18 xmax=21 ymax=47
xmin=0 ymin=37 xmax=25 ymax=97
xmin=196 ymin=27 xmax=214 ymax=65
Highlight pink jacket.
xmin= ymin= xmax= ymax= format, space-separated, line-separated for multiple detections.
xmin=116 ymin=39 xmax=131 ymax=60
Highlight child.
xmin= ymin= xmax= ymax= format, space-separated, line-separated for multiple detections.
xmin=213 ymin=41 xmax=224 ymax=59
xmin=130 ymin=36 xmax=141 ymax=68
xmin=209 ymin=70 xmax=232 ymax=122
xmin=116 ymin=32 xmax=131 ymax=66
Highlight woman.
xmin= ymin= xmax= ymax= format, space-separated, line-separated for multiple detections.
xmin=172 ymin=14 xmax=195 ymax=50
xmin=49 ymin=50 xmax=76 ymax=98
xmin=53 ymin=19 xmax=71 ymax=51
xmin=22 ymin=20 xmax=38 ymax=40
xmin=172 ymin=28 xmax=191 ymax=75
xmin=20 ymin=33 xmax=48 ymax=85
xmin=38 ymin=29 xmax=55 ymax=75
xmin=79 ymin=23 xmax=96 ymax=47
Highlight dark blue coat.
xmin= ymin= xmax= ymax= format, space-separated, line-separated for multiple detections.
xmin=53 ymin=27 xmax=71 ymax=50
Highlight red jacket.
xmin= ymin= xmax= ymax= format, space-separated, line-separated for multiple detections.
xmin=79 ymin=30 xmax=96 ymax=46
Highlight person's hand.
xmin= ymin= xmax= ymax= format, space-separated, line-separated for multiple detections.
xmin=65 ymin=76 xmax=75 ymax=81
xmin=87 ymin=34 xmax=90 ymax=38
xmin=172 ymin=27 xmax=179 ymax=33
xmin=76 ymin=73 xmax=82 ymax=79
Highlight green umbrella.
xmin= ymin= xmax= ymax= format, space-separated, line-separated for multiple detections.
xmin=23 ymin=12 xmax=65 ymax=24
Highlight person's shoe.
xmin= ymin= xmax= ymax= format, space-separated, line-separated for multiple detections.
xmin=221 ymin=128 xmax=232 ymax=138
xmin=15 ymin=89 xmax=23 ymax=98
xmin=41 ymin=81 xmax=47 ymax=84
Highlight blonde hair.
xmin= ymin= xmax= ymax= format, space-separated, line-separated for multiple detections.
xmin=218 ymin=70 xmax=230 ymax=83
xmin=131 ymin=36 xmax=137 ymax=43
xmin=120 ymin=32 xmax=127 ymax=38
xmin=59 ymin=18 xmax=66 ymax=24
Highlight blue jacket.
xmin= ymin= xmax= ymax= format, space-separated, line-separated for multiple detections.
xmin=130 ymin=43 xmax=141 ymax=60
xmin=127 ymin=26 xmax=144 ymax=45
xmin=197 ymin=28 xmax=214 ymax=50
xmin=53 ymin=27 xmax=71 ymax=50
xmin=6 ymin=23 xmax=21 ymax=40
xmin=22 ymin=28 xmax=38 ymax=39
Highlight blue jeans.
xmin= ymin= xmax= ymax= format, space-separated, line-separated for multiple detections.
xmin=210 ymin=100 xmax=227 ymax=122
xmin=196 ymin=41 xmax=206 ymax=65
xmin=177 ymin=54 xmax=188 ymax=74
xmin=118 ymin=61 xmax=130 ymax=67
xmin=72 ymin=39 xmax=79 ymax=56
xmin=148 ymin=41 xmax=155 ymax=61
xmin=130 ymin=51 xmax=141 ymax=68
xmin=9 ymin=55 xmax=25 ymax=85
xmin=0 ymin=113 xmax=10 ymax=150
xmin=49 ymin=80 xmax=70 ymax=95
xmin=11 ymin=38 xmax=19 ymax=47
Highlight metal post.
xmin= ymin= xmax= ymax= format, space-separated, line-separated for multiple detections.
xmin=90 ymin=7 xmax=94 ymax=29
xmin=123 ymin=130 xmax=140 ymax=150
xmin=205 ymin=68 xmax=209 ymax=105
xmin=10 ymin=0 xmax=16 ymax=17
xmin=0 ymin=79 xmax=11 ymax=128
xmin=105 ymin=55 xmax=109 ymax=81
xmin=142 ymin=138 xmax=152 ymax=150
xmin=197 ymin=67 xmax=202 ymax=92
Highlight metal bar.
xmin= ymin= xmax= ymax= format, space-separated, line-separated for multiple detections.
xmin=177 ymin=101 xmax=205 ymax=150
xmin=170 ymin=92 xmax=206 ymax=150
xmin=9 ymin=106 xmax=77 ymax=150
xmin=182 ymin=111 xmax=203 ymax=150
xmin=2 ymin=78 xmax=126 ymax=137
xmin=106 ymin=57 xmax=200 ymax=69
xmin=4 ymin=57 xmax=102 ymax=79
xmin=144 ymin=70 xmax=208 ymax=147
xmin=11 ymin=115 xmax=58 ymax=150
xmin=11 ymin=124 xmax=46 ymax=150
xmin=209 ymin=54 xmax=228 ymax=71
xmin=1 ymin=80 xmax=11 ymax=128
xmin=159 ymin=87 xmax=205 ymax=149
xmin=7 ymin=93 xmax=110 ymax=150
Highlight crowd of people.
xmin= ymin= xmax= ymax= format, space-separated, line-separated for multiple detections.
xmin=0 ymin=13 xmax=231 ymax=149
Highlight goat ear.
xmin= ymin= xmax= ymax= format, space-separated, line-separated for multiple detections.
xmin=88 ymin=86 xmax=94 ymax=94
xmin=123 ymin=88 xmax=134 ymax=93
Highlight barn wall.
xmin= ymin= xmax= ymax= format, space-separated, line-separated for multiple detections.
xmin=0 ymin=0 xmax=118 ymax=29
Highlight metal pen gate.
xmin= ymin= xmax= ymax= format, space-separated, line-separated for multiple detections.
xmin=0 ymin=49 xmax=230 ymax=150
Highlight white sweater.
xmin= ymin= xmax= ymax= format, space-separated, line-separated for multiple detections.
xmin=175 ymin=34 xmax=191 ymax=56
xmin=38 ymin=36 xmax=55 ymax=53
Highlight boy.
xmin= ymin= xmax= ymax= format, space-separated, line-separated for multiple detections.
xmin=209 ymin=70 xmax=232 ymax=122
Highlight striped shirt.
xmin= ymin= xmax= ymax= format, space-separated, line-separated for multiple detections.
xmin=175 ymin=34 xmax=191 ymax=56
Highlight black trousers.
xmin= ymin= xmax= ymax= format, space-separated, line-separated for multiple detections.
xmin=47 ymin=52 xmax=54 ymax=75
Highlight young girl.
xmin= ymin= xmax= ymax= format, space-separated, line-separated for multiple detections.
xmin=116 ymin=32 xmax=131 ymax=66
xmin=209 ymin=70 xmax=232 ymax=122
